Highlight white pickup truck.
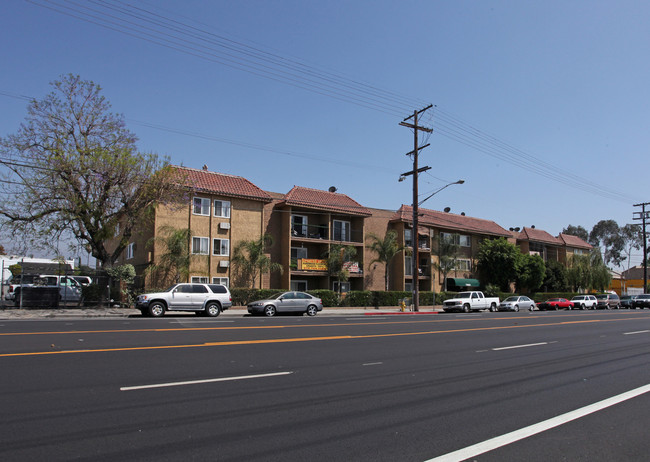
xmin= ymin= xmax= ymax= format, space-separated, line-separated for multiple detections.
xmin=443 ymin=291 xmax=500 ymax=313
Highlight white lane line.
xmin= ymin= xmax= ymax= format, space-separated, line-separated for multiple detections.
xmin=120 ymin=371 xmax=293 ymax=391
xmin=362 ymin=362 xmax=383 ymax=366
xmin=426 ymin=383 xmax=650 ymax=462
xmin=624 ymin=330 xmax=649 ymax=335
xmin=492 ymin=342 xmax=548 ymax=351
xmin=171 ymin=320 xmax=234 ymax=324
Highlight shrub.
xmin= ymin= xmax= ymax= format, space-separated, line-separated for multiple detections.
xmin=307 ymin=290 xmax=338 ymax=307
xmin=344 ymin=291 xmax=373 ymax=307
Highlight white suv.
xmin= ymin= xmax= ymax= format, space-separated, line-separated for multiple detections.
xmin=136 ymin=283 xmax=232 ymax=317
xmin=570 ymin=294 xmax=598 ymax=310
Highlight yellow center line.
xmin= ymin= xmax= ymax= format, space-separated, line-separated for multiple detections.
xmin=0 ymin=317 xmax=635 ymax=358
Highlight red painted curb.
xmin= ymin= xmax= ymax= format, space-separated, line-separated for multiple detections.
xmin=364 ymin=311 xmax=440 ymax=315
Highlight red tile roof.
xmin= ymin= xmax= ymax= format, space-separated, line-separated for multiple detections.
xmin=514 ymin=227 xmax=562 ymax=245
xmin=391 ymin=205 xmax=511 ymax=237
xmin=281 ymin=186 xmax=372 ymax=216
xmin=558 ymin=233 xmax=593 ymax=250
xmin=172 ymin=166 xmax=272 ymax=203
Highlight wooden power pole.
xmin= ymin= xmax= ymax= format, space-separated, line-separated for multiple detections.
xmin=400 ymin=105 xmax=433 ymax=312
xmin=633 ymin=202 xmax=650 ymax=294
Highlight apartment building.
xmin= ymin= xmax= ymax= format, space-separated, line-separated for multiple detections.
xmin=512 ymin=227 xmax=592 ymax=264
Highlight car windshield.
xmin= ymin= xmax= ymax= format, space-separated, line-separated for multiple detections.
xmin=271 ymin=292 xmax=288 ymax=299
xmin=572 ymin=296 xmax=584 ymax=300
xmin=548 ymin=298 xmax=562 ymax=302
xmin=503 ymin=297 xmax=518 ymax=302
xmin=456 ymin=292 xmax=473 ymax=298
xmin=596 ymin=295 xmax=607 ymax=300
xmin=164 ymin=284 xmax=180 ymax=292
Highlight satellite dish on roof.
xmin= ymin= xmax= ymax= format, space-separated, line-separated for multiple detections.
xmin=461 ymin=212 xmax=465 ymax=216
xmin=531 ymin=225 xmax=536 ymax=229
xmin=328 ymin=186 xmax=337 ymax=193
xmin=444 ymin=207 xmax=451 ymax=213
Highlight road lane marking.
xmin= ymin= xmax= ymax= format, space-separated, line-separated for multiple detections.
xmin=120 ymin=371 xmax=293 ymax=391
xmin=624 ymin=330 xmax=649 ymax=335
xmin=492 ymin=342 xmax=548 ymax=351
xmin=426 ymin=383 xmax=650 ymax=462
xmin=362 ymin=362 xmax=383 ymax=366
xmin=0 ymin=318 xmax=640 ymax=357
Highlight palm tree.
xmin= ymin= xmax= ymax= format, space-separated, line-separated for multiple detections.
xmin=366 ymin=230 xmax=405 ymax=291
xmin=232 ymin=234 xmax=283 ymax=288
xmin=431 ymin=235 xmax=460 ymax=292
xmin=146 ymin=226 xmax=192 ymax=286
xmin=325 ymin=243 xmax=357 ymax=295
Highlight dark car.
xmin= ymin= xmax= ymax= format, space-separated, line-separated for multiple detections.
xmin=595 ymin=293 xmax=620 ymax=309
xmin=247 ymin=291 xmax=323 ymax=317
xmin=632 ymin=294 xmax=650 ymax=309
xmin=620 ymin=295 xmax=638 ymax=309
xmin=538 ymin=298 xmax=574 ymax=311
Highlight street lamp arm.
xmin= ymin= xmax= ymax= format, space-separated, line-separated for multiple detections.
xmin=418 ymin=180 xmax=464 ymax=207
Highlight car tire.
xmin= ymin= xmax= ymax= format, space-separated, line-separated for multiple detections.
xmin=205 ymin=302 xmax=221 ymax=317
xmin=514 ymin=305 xmax=519 ymax=312
xmin=553 ymin=304 xmax=558 ymax=311
xmin=463 ymin=304 xmax=470 ymax=313
xmin=264 ymin=305 xmax=277 ymax=317
xmin=490 ymin=303 xmax=498 ymax=312
xmin=148 ymin=302 xmax=165 ymax=317
xmin=306 ymin=305 xmax=318 ymax=316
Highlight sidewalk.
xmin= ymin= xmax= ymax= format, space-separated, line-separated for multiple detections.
xmin=0 ymin=305 xmax=443 ymax=319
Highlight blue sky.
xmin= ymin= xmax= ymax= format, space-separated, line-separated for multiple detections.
xmin=1 ymin=0 xmax=649 ymax=266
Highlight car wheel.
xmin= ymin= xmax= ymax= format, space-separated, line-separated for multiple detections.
xmin=514 ymin=305 xmax=519 ymax=312
xmin=206 ymin=302 xmax=221 ymax=317
xmin=553 ymin=304 xmax=558 ymax=311
xmin=148 ymin=302 xmax=165 ymax=317
xmin=306 ymin=305 xmax=318 ymax=316
xmin=264 ymin=305 xmax=277 ymax=317
xmin=580 ymin=304 xmax=585 ymax=310
xmin=463 ymin=304 xmax=470 ymax=313
xmin=490 ymin=303 xmax=497 ymax=312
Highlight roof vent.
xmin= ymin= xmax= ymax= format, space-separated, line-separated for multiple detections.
xmin=328 ymin=186 xmax=337 ymax=193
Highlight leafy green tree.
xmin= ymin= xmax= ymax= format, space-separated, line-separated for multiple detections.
xmin=431 ymin=235 xmax=460 ymax=291
xmin=567 ymin=250 xmax=611 ymax=292
xmin=516 ymin=253 xmax=546 ymax=293
xmin=232 ymin=234 xmax=283 ymax=288
xmin=621 ymin=224 xmax=643 ymax=271
xmin=561 ymin=225 xmax=589 ymax=242
xmin=476 ymin=237 xmax=520 ymax=292
xmin=366 ymin=230 xmax=405 ymax=291
xmin=325 ymin=244 xmax=357 ymax=295
xmin=145 ymin=226 xmax=192 ymax=286
xmin=589 ymin=220 xmax=625 ymax=267
xmin=542 ymin=259 xmax=568 ymax=292
xmin=0 ymin=74 xmax=180 ymax=266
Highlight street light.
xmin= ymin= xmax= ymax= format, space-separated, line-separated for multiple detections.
xmin=409 ymin=178 xmax=464 ymax=312
xmin=418 ymin=180 xmax=464 ymax=207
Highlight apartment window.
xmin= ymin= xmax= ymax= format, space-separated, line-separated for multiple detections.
xmin=405 ymin=229 xmax=413 ymax=247
xmin=192 ymin=237 xmax=209 ymax=255
xmin=333 ymin=281 xmax=350 ymax=293
xmin=574 ymin=249 xmax=584 ymax=255
xmin=405 ymin=255 xmax=413 ymax=276
xmin=191 ymin=276 xmax=208 ymax=283
xmin=454 ymin=259 xmax=472 ymax=271
xmin=333 ymin=220 xmax=351 ymax=241
xmin=126 ymin=242 xmax=135 ymax=260
xmin=291 ymin=280 xmax=307 ymax=291
xmin=214 ymin=200 xmax=231 ymax=218
xmin=292 ymin=215 xmax=308 ymax=237
xmin=212 ymin=277 xmax=229 ymax=287
xmin=213 ymin=238 xmax=230 ymax=256
xmin=193 ymin=197 xmax=210 ymax=216
xmin=291 ymin=247 xmax=308 ymax=259
xmin=441 ymin=232 xmax=470 ymax=247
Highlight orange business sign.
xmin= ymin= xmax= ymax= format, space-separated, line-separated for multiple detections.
xmin=298 ymin=259 xmax=328 ymax=271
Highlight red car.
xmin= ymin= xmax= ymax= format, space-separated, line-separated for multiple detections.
xmin=538 ymin=298 xmax=574 ymax=311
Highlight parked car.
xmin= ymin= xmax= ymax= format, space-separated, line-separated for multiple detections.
xmin=620 ymin=295 xmax=638 ymax=309
xmin=4 ymin=274 xmax=38 ymax=301
xmin=247 ymin=291 xmax=323 ymax=316
xmin=442 ymin=291 xmax=500 ymax=313
xmin=538 ymin=298 xmax=574 ymax=311
xmin=631 ymin=294 xmax=650 ymax=309
xmin=7 ymin=274 xmax=81 ymax=303
xmin=135 ymin=283 xmax=232 ymax=317
xmin=570 ymin=295 xmax=598 ymax=310
xmin=498 ymin=296 xmax=536 ymax=312
xmin=71 ymin=275 xmax=92 ymax=286
xmin=595 ymin=293 xmax=620 ymax=309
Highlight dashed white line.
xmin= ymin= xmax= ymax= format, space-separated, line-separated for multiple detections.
xmin=492 ymin=342 xmax=548 ymax=351
xmin=362 ymin=362 xmax=383 ymax=366
xmin=624 ymin=330 xmax=649 ymax=335
xmin=426 ymin=383 xmax=650 ymax=462
xmin=120 ymin=371 xmax=292 ymax=391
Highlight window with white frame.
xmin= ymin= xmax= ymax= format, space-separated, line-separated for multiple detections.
xmin=214 ymin=200 xmax=231 ymax=218
xmin=405 ymin=228 xmax=413 ymax=247
xmin=212 ymin=277 xmax=229 ymax=287
xmin=191 ymin=276 xmax=208 ymax=283
xmin=126 ymin=242 xmax=135 ymax=260
xmin=192 ymin=236 xmax=209 ymax=255
xmin=193 ymin=197 xmax=210 ymax=216
xmin=292 ymin=214 xmax=308 ymax=237
xmin=213 ymin=238 xmax=230 ymax=256
xmin=333 ymin=220 xmax=351 ymax=241
xmin=454 ymin=259 xmax=472 ymax=271
xmin=405 ymin=255 xmax=413 ymax=276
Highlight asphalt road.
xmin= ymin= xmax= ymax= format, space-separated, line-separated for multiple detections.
xmin=1 ymin=310 xmax=649 ymax=461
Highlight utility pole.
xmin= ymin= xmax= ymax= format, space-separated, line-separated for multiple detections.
xmin=633 ymin=202 xmax=650 ymax=293
xmin=400 ymin=105 xmax=433 ymax=312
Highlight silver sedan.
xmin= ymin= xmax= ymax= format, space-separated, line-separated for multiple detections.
xmin=247 ymin=291 xmax=324 ymax=317
xmin=498 ymin=296 xmax=536 ymax=312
